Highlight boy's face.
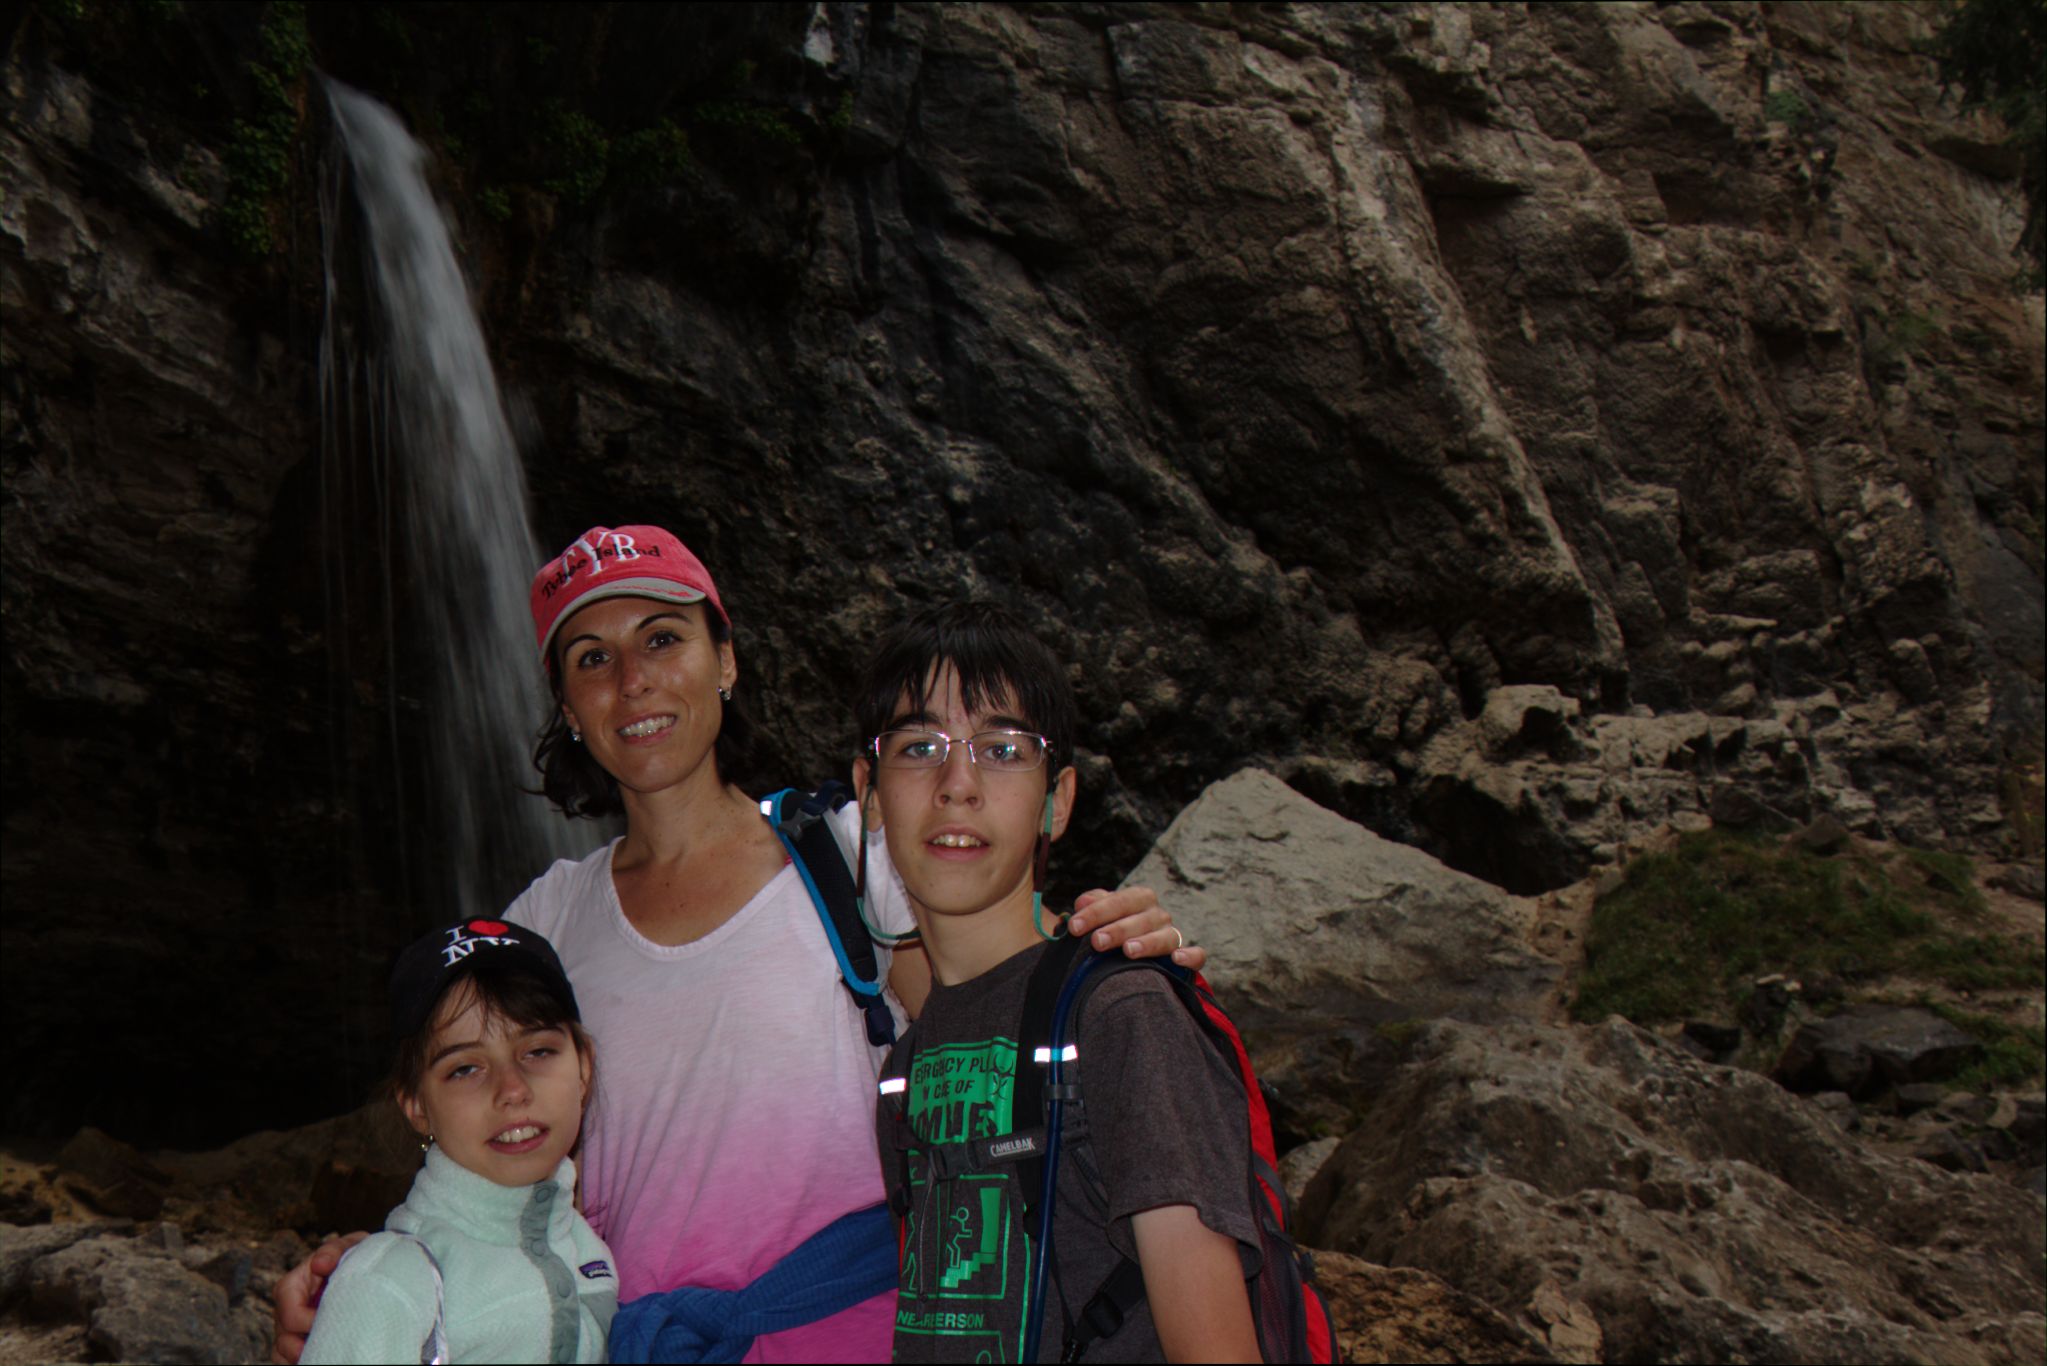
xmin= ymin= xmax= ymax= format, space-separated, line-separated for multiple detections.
xmin=399 ymin=984 xmax=592 ymax=1188
xmin=856 ymin=666 xmax=1076 ymax=926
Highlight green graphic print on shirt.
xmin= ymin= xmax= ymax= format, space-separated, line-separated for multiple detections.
xmin=894 ymin=1035 xmax=1033 ymax=1363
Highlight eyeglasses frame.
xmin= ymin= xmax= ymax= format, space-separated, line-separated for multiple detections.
xmin=866 ymin=727 xmax=1056 ymax=774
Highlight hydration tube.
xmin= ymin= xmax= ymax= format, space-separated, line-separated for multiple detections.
xmin=1021 ymin=946 xmax=1109 ymax=1364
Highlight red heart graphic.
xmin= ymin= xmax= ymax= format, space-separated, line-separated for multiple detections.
xmin=468 ymin=919 xmax=510 ymax=936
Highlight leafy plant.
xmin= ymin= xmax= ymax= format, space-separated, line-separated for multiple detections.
xmin=611 ymin=119 xmax=692 ymax=189
xmin=2001 ymin=751 xmax=2045 ymax=860
xmin=825 ymin=89 xmax=854 ymax=134
xmin=1930 ymin=0 xmax=2047 ymax=288
xmin=1886 ymin=308 xmax=1942 ymax=352
xmin=1862 ymin=306 xmax=1943 ymax=375
xmin=370 ymin=5 xmax=414 ymax=60
xmin=1373 ymin=1018 xmax=1423 ymax=1049
xmin=1928 ymin=1003 xmax=2046 ymax=1089
xmin=1764 ymin=88 xmax=1812 ymax=126
xmin=220 ymin=1 xmax=310 ymax=258
xmin=691 ymin=99 xmax=804 ymax=148
xmin=537 ymin=101 xmax=611 ymax=205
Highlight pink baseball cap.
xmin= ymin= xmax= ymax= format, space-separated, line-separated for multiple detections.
xmin=529 ymin=525 xmax=730 ymax=664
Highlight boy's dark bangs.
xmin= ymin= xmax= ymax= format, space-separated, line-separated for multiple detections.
xmin=857 ymin=604 xmax=1077 ymax=760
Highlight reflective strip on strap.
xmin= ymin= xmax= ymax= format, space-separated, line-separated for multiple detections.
xmin=1031 ymin=1044 xmax=1078 ymax=1064
xmin=879 ymin=1076 xmax=907 ymax=1095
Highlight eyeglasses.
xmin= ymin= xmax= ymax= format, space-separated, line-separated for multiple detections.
xmin=869 ymin=728 xmax=1053 ymax=774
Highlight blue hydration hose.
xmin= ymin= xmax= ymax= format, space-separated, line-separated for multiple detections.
xmin=1021 ymin=947 xmax=1111 ymax=1364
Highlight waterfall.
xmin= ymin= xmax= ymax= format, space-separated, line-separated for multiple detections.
xmin=319 ymin=79 xmax=590 ymax=919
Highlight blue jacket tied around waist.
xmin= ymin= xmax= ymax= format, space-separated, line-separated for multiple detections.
xmin=607 ymin=1203 xmax=897 ymax=1363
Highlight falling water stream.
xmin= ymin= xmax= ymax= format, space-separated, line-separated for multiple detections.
xmin=319 ymin=80 xmax=589 ymax=919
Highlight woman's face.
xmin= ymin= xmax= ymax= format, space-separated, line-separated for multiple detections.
xmin=555 ymin=597 xmax=736 ymax=799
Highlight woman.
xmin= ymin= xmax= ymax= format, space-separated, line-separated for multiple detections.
xmin=275 ymin=525 xmax=1199 ymax=1364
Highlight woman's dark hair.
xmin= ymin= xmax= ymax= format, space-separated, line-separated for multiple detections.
xmin=853 ymin=602 xmax=1078 ymax=768
xmin=389 ymin=952 xmax=594 ymax=1105
xmin=531 ymin=610 xmax=757 ymax=818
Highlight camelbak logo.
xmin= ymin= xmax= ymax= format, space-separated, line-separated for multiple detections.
xmin=987 ymin=1136 xmax=1038 ymax=1160
xmin=579 ymin=1260 xmax=613 ymax=1280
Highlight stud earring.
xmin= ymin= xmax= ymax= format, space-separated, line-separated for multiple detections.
xmin=718 ymin=687 xmax=732 ymax=702
xmin=570 ymin=729 xmax=581 ymax=743
xmin=419 ymin=1134 xmax=434 ymax=1153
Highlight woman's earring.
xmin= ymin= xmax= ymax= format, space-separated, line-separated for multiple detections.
xmin=419 ymin=1134 xmax=434 ymax=1153
xmin=570 ymin=730 xmax=581 ymax=743
xmin=717 ymin=687 xmax=732 ymax=703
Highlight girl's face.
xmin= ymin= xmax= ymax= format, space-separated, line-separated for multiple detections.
xmin=555 ymin=597 xmax=736 ymax=799
xmin=399 ymin=985 xmax=591 ymax=1188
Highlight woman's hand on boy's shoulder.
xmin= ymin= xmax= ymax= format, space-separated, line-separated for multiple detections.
xmin=1068 ymin=886 xmax=1206 ymax=973
xmin=269 ymin=1230 xmax=368 ymax=1365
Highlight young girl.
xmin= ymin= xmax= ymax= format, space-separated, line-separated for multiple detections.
xmin=300 ymin=917 xmax=619 ymax=1364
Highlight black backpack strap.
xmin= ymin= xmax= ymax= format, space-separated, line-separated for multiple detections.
xmin=1060 ymin=1258 xmax=1145 ymax=1363
xmin=878 ymin=1050 xmax=916 ymax=1219
xmin=1012 ymin=931 xmax=1094 ymax=1217
xmin=765 ymin=782 xmax=897 ymax=1047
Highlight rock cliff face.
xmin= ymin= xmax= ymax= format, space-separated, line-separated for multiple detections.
xmin=3 ymin=2 xmax=2041 ymax=1140
xmin=1297 ymin=1017 xmax=2045 ymax=1365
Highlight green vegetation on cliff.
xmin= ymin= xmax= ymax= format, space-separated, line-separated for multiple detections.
xmin=1932 ymin=0 xmax=2047 ymax=287
xmin=1573 ymin=830 xmax=2045 ymax=1081
xmin=220 ymin=1 xmax=309 ymax=257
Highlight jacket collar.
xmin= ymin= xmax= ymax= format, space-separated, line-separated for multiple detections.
xmin=388 ymin=1144 xmax=580 ymax=1248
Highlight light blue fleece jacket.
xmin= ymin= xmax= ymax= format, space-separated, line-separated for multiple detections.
xmin=301 ymin=1147 xmax=618 ymax=1364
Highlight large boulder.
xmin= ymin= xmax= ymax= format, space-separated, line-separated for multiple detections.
xmin=55 ymin=1128 xmax=169 ymax=1220
xmin=1773 ymin=1004 xmax=1985 ymax=1098
xmin=0 ymin=1223 xmax=105 ymax=1310
xmin=1299 ymin=1019 xmax=2046 ymax=1365
xmin=1122 ymin=768 xmax=1560 ymax=1029
xmin=26 ymin=1232 xmax=261 ymax=1365
xmin=1121 ymin=769 xmax=1562 ymax=1137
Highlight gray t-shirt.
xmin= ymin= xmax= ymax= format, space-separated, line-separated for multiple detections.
xmin=876 ymin=942 xmax=1262 ymax=1363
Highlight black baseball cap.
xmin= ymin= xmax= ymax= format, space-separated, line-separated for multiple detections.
xmin=388 ymin=916 xmax=581 ymax=1038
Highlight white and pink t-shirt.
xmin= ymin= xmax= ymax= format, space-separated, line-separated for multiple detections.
xmin=509 ymin=804 xmax=914 ymax=1364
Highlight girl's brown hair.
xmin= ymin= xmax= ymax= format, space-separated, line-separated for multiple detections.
xmin=389 ymin=952 xmax=595 ymax=1106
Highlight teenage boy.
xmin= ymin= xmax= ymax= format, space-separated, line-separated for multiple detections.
xmin=854 ymin=603 xmax=1262 ymax=1363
